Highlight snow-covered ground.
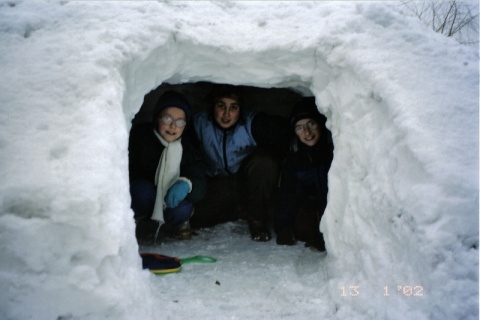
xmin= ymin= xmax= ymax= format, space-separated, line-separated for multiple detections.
xmin=142 ymin=222 xmax=333 ymax=319
xmin=0 ymin=1 xmax=478 ymax=320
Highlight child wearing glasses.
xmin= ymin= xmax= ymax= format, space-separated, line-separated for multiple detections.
xmin=274 ymin=97 xmax=333 ymax=251
xmin=128 ymin=90 xmax=206 ymax=244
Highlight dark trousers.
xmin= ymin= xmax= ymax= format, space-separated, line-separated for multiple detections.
xmin=130 ymin=179 xmax=193 ymax=226
xmin=190 ymin=149 xmax=280 ymax=228
xmin=274 ymin=165 xmax=328 ymax=244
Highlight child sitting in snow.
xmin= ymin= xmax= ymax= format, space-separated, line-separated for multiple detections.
xmin=274 ymin=97 xmax=333 ymax=251
xmin=184 ymin=84 xmax=290 ymax=242
xmin=128 ymin=90 xmax=205 ymax=244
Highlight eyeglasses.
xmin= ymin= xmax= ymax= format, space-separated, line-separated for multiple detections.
xmin=294 ymin=120 xmax=318 ymax=135
xmin=160 ymin=115 xmax=187 ymax=128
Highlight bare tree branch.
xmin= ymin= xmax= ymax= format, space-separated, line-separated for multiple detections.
xmin=400 ymin=0 xmax=479 ymax=46
xmin=447 ymin=1 xmax=458 ymax=37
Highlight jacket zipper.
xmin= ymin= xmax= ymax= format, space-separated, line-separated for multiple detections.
xmin=222 ymin=130 xmax=233 ymax=175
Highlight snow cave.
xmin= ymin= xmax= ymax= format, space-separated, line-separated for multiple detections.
xmin=0 ymin=2 xmax=477 ymax=320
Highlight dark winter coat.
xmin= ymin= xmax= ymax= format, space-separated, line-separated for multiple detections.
xmin=274 ymin=126 xmax=333 ymax=233
xmin=128 ymin=123 xmax=206 ymax=204
xmin=187 ymin=108 xmax=290 ymax=178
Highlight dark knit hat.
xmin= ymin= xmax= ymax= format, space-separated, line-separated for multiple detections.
xmin=152 ymin=90 xmax=192 ymax=123
xmin=289 ymin=96 xmax=325 ymax=128
xmin=206 ymin=84 xmax=244 ymax=106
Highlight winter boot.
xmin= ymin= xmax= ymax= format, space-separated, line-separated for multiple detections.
xmin=174 ymin=220 xmax=193 ymax=240
xmin=248 ymin=219 xmax=271 ymax=242
xmin=305 ymin=237 xmax=326 ymax=252
xmin=135 ymin=218 xmax=160 ymax=245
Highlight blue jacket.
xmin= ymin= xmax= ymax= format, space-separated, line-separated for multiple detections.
xmin=192 ymin=109 xmax=257 ymax=177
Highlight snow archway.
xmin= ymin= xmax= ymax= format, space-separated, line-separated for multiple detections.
xmin=0 ymin=2 xmax=477 ymax=320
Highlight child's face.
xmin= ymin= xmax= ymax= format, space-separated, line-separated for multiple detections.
xmin=157 ymin=107 xmax=186 ymax=142
xmin=294 ymin=118 xmax=320 ymax=147
xmin=213 ymin=96 xmax=240 ymax=129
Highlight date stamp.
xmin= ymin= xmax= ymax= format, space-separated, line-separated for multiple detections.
xmin=339 ymin=285 xmax=424 ymax=297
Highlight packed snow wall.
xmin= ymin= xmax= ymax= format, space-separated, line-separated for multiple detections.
xmin=0 ymin=2 xmax=477 ymax=320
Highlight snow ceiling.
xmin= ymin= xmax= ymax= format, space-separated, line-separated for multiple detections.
xmin=0 ymin=1 xmax=478 ymax=320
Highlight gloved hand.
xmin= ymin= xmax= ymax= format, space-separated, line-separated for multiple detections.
xmin=165 ymin=180 xmax=190 ymax=208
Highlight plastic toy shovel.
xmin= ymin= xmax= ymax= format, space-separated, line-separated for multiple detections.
xmin=140 ymin=253 xmax=216 ymax=275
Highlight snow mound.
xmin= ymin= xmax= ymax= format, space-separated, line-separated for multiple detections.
xmin=0 ymin=2 xmax=477 ymax=319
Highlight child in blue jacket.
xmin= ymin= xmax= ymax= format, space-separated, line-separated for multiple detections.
xmin=185 ymin=85 xmax=290 ymax=242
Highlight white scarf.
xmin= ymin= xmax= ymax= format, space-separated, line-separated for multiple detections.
xmin=151 ymin=130 xmax=183 ymax=223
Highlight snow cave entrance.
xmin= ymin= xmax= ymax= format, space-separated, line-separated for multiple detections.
xmin=131 ymin=82 xmax=305 ymax=125
xmin=130 ymin=81 xmax=332 ymax=242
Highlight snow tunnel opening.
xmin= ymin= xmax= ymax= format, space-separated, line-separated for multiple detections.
xmin=131 ymin=81 xmax=306 ymax=125
xmin=128 ymin=80 xmax=334 ymax=244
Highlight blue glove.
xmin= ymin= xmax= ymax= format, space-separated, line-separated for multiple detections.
xmin=165 ymin=180 xmax=190 ymax=208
